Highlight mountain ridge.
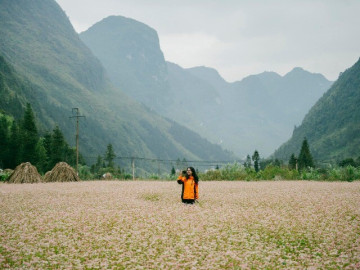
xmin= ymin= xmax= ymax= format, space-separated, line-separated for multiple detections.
xmin=80 ymin=15 xmax=171 ymax=112
xmin=0 ymin=0 xmax=236 ymax=172
xmin=80 ymin=15 xmax=333 ymax=157
xmin=273 ymin=57 xmax=360 ymax=162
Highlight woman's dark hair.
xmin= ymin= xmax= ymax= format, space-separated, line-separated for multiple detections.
xmin=187 ymin=167 xmax=199 ymax=183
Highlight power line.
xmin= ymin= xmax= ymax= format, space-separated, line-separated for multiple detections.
xmin=83 ymin=155 xmax=243 ymax=163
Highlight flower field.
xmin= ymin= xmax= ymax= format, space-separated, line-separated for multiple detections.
xmin=1 ymin=181 xmax=359 ymax=269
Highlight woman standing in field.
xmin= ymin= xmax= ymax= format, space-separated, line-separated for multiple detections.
xmin=177 ymin=167 xmax=199 ymax=204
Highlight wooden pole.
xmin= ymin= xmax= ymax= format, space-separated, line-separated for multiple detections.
xmin=70 ymin=108 xmax=85 ymax=174
xmin=158 ymin=160 xmax=160 ymax=177
xmin=76 ymin=115 xmax=79 ymax=173
xmin=132 ymin=157 xmax=135 ymax=180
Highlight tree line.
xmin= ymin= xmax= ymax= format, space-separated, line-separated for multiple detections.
xmin=241 ymin=138 xmax=314 ymax=173
xmin=0 ymin=104 xmax=127 ymax=179
xmin=1 ymin=104 xmax=359 ymax=181
xmin=0 ymin=104 xmax=79 ymax=173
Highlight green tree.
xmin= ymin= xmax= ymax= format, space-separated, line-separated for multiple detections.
xmin=96 ymin=155 xmax=104 ymax=169
xmin=21 ymin=103 xmax=38 ymax=164
xmin=8 ymin=120 xmax=21 ymax=168
xmin=35 ymin=138 xmax=47 ymax=173
xmin=288 ymin=153 xmax=297 ymax=170
xmin=298 ymin=138 xmax=314 ymax=170
xmin=274 ymin=159 xmax=281 ymax=167
xmin=252 ymin=150 xmax=260 ymax=172
xmin=64 ymin=146 xmax=78 ymax=167
xmin=171 ymin=166 xmax=176 ymax=176
xmin=339 ymin=158 xmax=356 ymax=167
xmin=42 ymin=131 xmax=52 ymax=170
xmin=91 ymin=154 xmax=104 ymax=175
xmin=259 ymin=159 xmax=271 ymax=170
xmin=104 ymin=143 xmax=116 ymax=168
xmin=0 ymin=115 xmax=9 ymax=168
xmin=49 ymin=125 xmax=66 ymax=168
xmin=244 ymin=154 xmax=252 ymax=168
xmin=356 ymin=156 xmax=360 ymax=167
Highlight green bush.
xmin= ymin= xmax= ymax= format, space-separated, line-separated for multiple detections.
xmin=0 ymin=170 xmax=10 ymax=182
xmin=123 ymin=174 xmax=132 ymax=180
xmin=0 ymin=174 xmax=8 ymax=182
xmin=149 ymin=174 xmax=159 ymax=180
xmin=78 ymin=165 xmax=94 ymax=180
xmin=340 ymin=166 xmax=359 ymax=182
xmin=327 ymin=168 xmax=341 ymax=181
xmin=198 ymin=162 xmax=360 ymax=182
xmin=199 ymin=163 xmax=251 ymax=181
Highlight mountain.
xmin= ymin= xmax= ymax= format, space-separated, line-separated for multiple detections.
xmin=0 ymin=0 xmax=236 ymax=171
xmin=79 ymin=15 xmax=171 ymax=113
xmin=80 ymin=15 xmax=332 ymax=158
xmin=186 ymin=66 xmax=229 ymax=91
xmin=230 ymin=68 xmax=332 ymax=124
xmin=0 ymin=55 xmax=30 ymax=119
xmin=165 ymin=62 xmax=224 ymax=138
xmin=80 ymin=16 xmax=226 ymax=147
xmin=171 ymin=66 xmax=333 ymax=157
xmin=272 ymin=58 xmax=360 ymax=163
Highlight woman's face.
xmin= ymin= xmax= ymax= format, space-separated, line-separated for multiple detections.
xmin=187 ymin=168 xmax=193 ymax=176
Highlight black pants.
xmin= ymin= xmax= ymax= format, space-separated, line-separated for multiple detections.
xmin=182 ymin=199 xmax=195 ymax=204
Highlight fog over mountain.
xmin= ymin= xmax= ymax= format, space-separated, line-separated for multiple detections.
xmin=81 ymin=15 xmax=333 ymax=157
xmin=0 ymin=0 xmax=236 ymax=172
xmin=56 ymin=0 xmax=360 ymax=83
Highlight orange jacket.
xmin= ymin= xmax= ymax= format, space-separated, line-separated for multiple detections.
xmin=177 ymin=175 xmax=199 ymax=200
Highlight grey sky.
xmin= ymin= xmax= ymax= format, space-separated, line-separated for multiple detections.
xmin=56 ymin=0 xmax=360 ymax=82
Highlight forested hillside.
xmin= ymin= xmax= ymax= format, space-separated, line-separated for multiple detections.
xmin=0 ymin=56 xmax=29 ymax=119
xmin=273 ymin=58 xmax=360 ymax=163
xmin=0 ymin=0 xmax=236 ymax=171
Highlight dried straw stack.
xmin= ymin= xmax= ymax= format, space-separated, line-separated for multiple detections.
xmin=102 ymin=172 xmax=113 ymax=180
xmin=44 ymin=162 xmax=80 ymax=182
xmin=7 ymin=162 xmax=42 ymax=184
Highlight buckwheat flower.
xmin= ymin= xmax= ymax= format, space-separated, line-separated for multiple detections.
xmin=1 ymin=181 xmax=360 ymax=268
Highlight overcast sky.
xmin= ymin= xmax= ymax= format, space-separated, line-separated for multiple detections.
xmin=56 ymin=0 xmax=360 ymax=82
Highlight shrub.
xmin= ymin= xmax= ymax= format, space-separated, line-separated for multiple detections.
xmin=0 ymin=172 xmax=9 ymax=182
xmin=149 ymin=174 xmax=159 ymax=180
xmin=78 ymin=165 xmax=93 ymax=180
xmin=340 ymin=165 xmax=359 ymax=182
xmin=123 ymin=174 xmax=132 ymax=180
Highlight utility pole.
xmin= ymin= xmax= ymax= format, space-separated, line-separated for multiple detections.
xmin=70 ymin=108 xmax=85 ymax=173
xmin=131 ymin=157 xmax=135 ymax=180
xmin=157 ymin=160 xmax=160 ymax=177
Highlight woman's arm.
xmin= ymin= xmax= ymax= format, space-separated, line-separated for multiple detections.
xmin=177 ymin=175 xmax=185 ymax=184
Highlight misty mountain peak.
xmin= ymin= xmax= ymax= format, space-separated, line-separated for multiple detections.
xmin=187 ymin=66 xmax=226 ymax=81
xmin=81 ymin=15 xmax=162 ymax=59
xmin=83 ymin=15 xmax=158 ymax=41
xmin=239 ymin=71 xmax=282 ymax=86
xmin=186 ymin=65 xmax=229 ymax=90
xmin=284 ymin=67 xmax=330 ymax=82
xmin=290 ymin=67 xmax=306 ymax=73
xmin=80 ymin=14 xmax=170 ymax=111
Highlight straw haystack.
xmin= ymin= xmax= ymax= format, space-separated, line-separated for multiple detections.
xmin=102 ymin=172 xmax=113 ymax=180
xmin=7 ymin=162 xmax=42 ymax=184
xmin=44 ymin=162 xmax=80 ymax=182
